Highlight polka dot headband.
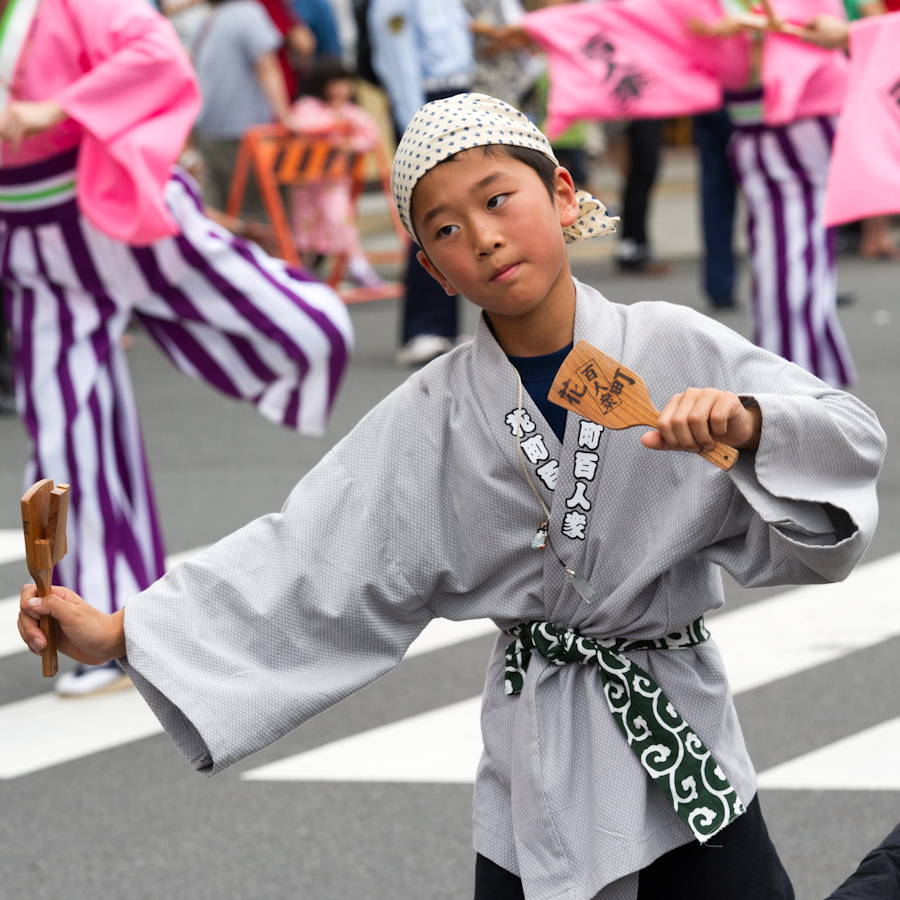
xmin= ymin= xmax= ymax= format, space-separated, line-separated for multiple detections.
xmin=390 ymin=93 xmax=618 ymax=245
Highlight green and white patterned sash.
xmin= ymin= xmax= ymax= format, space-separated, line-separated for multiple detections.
xmin=0 ymin=0 xmax=41 ymax=111
xmin=504 ymin=619 xmax=746 ymax=843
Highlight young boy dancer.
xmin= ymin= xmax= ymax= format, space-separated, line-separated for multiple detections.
xmin=0 ymin=0 xmax=353 ymax=694
xmin=19 ymin=95 xmax=885 ymax=899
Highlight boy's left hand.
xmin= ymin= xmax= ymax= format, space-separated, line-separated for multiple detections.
xmin=642 ymin=389 xmax=762 ymax=454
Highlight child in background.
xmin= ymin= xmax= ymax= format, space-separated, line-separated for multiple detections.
xmin=290 ymin=57 xmax=383 ymax=287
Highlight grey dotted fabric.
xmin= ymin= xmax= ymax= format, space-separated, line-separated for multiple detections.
xmin=390 ymin=92 xmax=617 ymax=244
xmin=122 ymin=279 xmax=885 ymax=900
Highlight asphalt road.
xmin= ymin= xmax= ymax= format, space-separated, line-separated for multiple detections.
xmin=0 ymin=254 xmax=898 ymax=900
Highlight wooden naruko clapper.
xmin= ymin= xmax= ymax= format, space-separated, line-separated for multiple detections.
xmin=549 ymin=341 xmax=738 ymax=471
xmin=21 ymin=479 xmax=70 ymax=676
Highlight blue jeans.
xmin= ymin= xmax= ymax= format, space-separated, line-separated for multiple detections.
xmin=693 ymin=109 xmax=737 ymax=307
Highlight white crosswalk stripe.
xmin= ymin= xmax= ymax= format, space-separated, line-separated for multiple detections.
xmin=0 ymin=596 xmax=24 ymax=658
xmin=705 ymin=552 xmax=900 ymax=695
xmin=0 ymin=528 xmax=25 ymax=566
xmin=405 ymin=617 xmax=496 ymax=658
xmin=4 ymin=551 xmax=900 ymax=783
xmin=757 ymin=717 xmax=900 ymax=791
xmin=0 ymin=690 xmax=163 ymax=779
xmin=243 ymin=698 xmax=485 ymax=784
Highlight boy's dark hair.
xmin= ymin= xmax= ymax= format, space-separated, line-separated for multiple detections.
xmin=480 ymin=144 xmax=559 ymax=200
xmin=307 ymin=56 xmax=357 ymax=101
xmin=410 ymin=144 xmax=560 ymax=244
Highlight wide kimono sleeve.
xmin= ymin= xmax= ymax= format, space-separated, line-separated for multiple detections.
xmin=120 ymin=450 xmax=433 ymax=776
xmin=54 ymin=0 xmax=201 ymax=245
xmin=698 ymin=328 xmax=886 ymax=587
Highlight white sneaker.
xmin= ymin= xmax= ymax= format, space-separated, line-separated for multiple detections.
xmin=395 ymin=334 xmax=453 ymax=367
xmin=55 ymin=661 xmax=132 ymax=697
xmin=346 ymin=255 xmax=384 ymax=289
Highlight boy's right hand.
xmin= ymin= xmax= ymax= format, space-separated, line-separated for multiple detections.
xmin=17 ymin=586 xmax=126 ymax=665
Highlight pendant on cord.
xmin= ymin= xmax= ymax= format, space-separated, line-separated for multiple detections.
xmin=565 ymin=566 xmax=599 ymax=603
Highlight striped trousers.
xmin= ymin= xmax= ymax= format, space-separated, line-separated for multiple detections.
xmin=727 ymin=91 xmax=856 ymax=387
xmin=0 ymin=149 xmax=353 ymax=614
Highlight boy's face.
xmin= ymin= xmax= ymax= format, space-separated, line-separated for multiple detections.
xmin=411 ymin=149 xmax=579 ymax=324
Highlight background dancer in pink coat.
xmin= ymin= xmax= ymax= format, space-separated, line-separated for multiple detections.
xmin=501 ymin=0 xmax=856 ymax=387
xmin=697 ymin=0 xmax=856 ymax=388
xmin=0 ymin=0 xmax=353 ymax=695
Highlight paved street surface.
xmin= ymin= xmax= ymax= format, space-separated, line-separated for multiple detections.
xmin=1 ymin=202 xmax=899 ymax=899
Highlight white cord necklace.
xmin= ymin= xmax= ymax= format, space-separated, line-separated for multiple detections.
xmin=513 ymin=369 xmax=599 ymax=603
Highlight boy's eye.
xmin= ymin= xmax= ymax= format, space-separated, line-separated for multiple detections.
xmin=486 ymin=193 xmax=508 ymax=210
xmin=437 ymin=224 xmax=458 ymax=238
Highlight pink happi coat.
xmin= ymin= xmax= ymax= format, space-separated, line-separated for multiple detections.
xmin=522 ymin=0 xmax=749 ymax=138
xmin=762 ymin=0 xmax=848 ymax=125
xmin=523 ymin=0 xmax=847 ymax=136
xmin=823 ymin=12 xmax=900 ymax=226
xmin=3 ymin=0 xmax=200 ymax=244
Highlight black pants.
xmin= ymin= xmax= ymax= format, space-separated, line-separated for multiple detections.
xmin=827 ymin=821 xmax=900 ymax=900
xmin=402 ymin=240 xmax=458 ymax=343
xmin=621 ymin=119 xmax=663 ymax=250
xmin=474 ymin=796 xmax=794 ymax=900
xmin=398 ymin=88 xmax=466 ymax=344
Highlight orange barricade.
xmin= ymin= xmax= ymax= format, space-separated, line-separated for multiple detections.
xmin=226 ymin=124 xmax=409 ymax=304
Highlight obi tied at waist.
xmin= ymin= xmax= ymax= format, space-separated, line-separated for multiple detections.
xmin=503 ymin=618 xmax=746 ymax=844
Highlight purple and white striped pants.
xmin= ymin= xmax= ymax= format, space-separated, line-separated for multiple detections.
xmin=727 ymin=91 xmax=856 ymax=387
xmin=1 ymin=149 xmax=353 ymax=614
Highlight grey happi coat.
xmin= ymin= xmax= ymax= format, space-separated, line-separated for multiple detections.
xmin=122 ymin=279 xmax=885 ymax=900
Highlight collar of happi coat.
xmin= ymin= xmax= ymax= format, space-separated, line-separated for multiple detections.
xmin=470 ymin=280 xmax=628 ymax=610
xmin=469 ymin=279 xmax=626 ymax=528
xmin=471 ymin=296 xmax=587 ymax=502
xmin=538 ymin=281 xmax=624 ymax=594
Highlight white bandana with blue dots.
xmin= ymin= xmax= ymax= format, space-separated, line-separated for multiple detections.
xmin=390 ymin=93 xmax=618 ymax=245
